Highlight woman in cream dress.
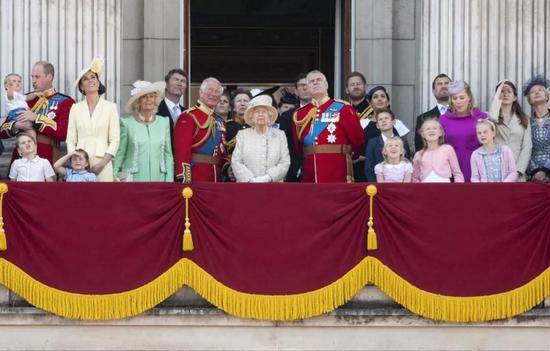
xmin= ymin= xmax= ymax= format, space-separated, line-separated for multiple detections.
xmin=67 ymin=58 xmax=120 ymax=181
xmin=231 ymin=95 xmax=290 ymax=182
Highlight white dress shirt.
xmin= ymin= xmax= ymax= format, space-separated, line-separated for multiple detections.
xmin=437 ymin=103 xmax=449 ymax=115
xmin=9 ymin=156 xmax=55 ymax=181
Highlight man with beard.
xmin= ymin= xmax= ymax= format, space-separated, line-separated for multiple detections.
xmin=414 ymin=73 xmax=451 ymax=152
xmin=346 ymin=71 xmax=371 ymax=181
xmin=346 ymin=71 xmax=372 ymax=120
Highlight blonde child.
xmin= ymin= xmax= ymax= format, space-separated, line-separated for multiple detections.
xmin=3 ymin=73 xmax=41 ymax=118
xmin=470 ymin=120 xmax=517 ymax=182
xmin=374 ymin=136 xmax=412 ymax=182
xmin=3 ymin=73 xmax=41 ymax=140
xmin=412 ymin=119 xmax=464 ymax=183
xmin=53 ymin=149 xmax=97 ymax=182
xmin=9 ymin=132 xmax=55 ymax=182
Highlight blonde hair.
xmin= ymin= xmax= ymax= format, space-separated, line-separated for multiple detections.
xmin=449 ymin=81 xmax=475 ymax=113
xmin=382 ymin=136 xmax=406 ymax=163
xmin=476 ymin=119 xmax=496 ymax=132
xmin=419 ymin=119 xmax=445 ymax=153
xmin=131 ymin=92 xmax=159 ymax=117
xmin=16 ymin=132 xmax=36 ymax=147
xmin=3 ymin=73 xmax=22 ymax=87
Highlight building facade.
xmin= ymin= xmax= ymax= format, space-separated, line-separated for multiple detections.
xmin=2 ymin=0 xmax=550 ymax=127
xmin=0 ymin=1 xmax=549 ymax=349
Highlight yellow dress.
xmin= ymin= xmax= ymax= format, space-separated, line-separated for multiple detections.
xmin=66 ymin=97 xmax=120 ymax=181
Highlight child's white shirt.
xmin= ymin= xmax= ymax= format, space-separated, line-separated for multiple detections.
xmin=9 ymin=156 xmax=55 ymax=181
xmin=3 ymin=91 xmax=28 ymax=112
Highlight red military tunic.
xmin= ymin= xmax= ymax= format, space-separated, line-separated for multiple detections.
xmin=0 ymin=88 xmax=74 ymax=164
xmin=174 ymin=101 xmax=228 ymax=182
xmin=292 ymin=96 xmax=364 ymax=183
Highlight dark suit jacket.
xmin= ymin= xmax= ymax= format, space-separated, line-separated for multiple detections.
xmin=157 ymin=99 xmax=184 ymax=153
xmin=364 ymin=135 xmax=411 ymax=182
xmin=277 ymin=108 xmax=302 ymax=182
xmin=414 ymin=106 xmax=441 ymax=152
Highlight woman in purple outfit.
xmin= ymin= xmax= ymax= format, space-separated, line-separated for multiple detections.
xmin=439 ymin=81 xmax=487 ymax=182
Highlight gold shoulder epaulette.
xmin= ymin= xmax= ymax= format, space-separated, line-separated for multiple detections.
xmin=182 ymin=106 xmax=196 ymax=115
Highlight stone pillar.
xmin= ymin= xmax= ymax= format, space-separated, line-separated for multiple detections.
xmin=143 ymin=0 xmax=182 ymax=82
xmin=121 ymin=0 xmax=145 ymax=107
xmin=121 ymin=0 xmax=182 ymax=108
xmin=354 ymin=0 xmax=418 ymax=140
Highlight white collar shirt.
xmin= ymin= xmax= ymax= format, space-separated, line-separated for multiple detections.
xmin=437 ymin=103 xmax=449 ymax=115
xmin=9 ymin=156 xmax=56 ymax=181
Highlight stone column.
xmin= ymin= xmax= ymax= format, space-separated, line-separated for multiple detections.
xmin=354 ymin=0 xmax=418 ymax=140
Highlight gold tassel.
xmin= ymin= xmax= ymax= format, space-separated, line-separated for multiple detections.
xmin=182 ymin=187 xmax=194 ymax=251
xmin=0 ymin=183 xmax=8 ymax=251
xmin=367 ymin=227 xmax=377 ymax=251
xmin=365 ymin=185 xmax=378 ymax=251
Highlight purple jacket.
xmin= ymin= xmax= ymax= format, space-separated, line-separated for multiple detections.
xmin=470 ymin=144 xmax=517 ymax=182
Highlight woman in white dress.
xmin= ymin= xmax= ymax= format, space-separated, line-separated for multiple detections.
xmin=231 ymin=95 xmax=290 ymax=182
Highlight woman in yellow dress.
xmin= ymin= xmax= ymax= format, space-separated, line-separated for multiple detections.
xmin=66 ymin=57 xmax=120 ymax=181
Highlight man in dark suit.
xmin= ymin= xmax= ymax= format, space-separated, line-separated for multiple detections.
xmin=277 ymin=73 xmax=311 ymax=182
xmin=365 ymin=108 xmax=411 ymax=182
xmin=157 ymin=68 xmax=187 ymax=149
xmin=414 ymin=73 xmax=451 ymax=152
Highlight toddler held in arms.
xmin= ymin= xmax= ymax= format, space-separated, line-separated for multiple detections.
xmin=3 ymin=73 xmax=42 ymax=139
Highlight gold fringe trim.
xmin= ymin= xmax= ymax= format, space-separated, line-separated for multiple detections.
xmin=0 ymin=258 xmax=186 ymax=320
xmin=182 ymin=259 xmax=368 ymax=321
xmin=365 ymin=257 xmax=550 ymax=322
xmin=0 ymin=257 xmax=548 ymax=322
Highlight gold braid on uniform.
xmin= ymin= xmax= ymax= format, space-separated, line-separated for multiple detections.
xmin=292 ymin=108 xmax=318 ymax=141
xmin=189 ymin=112 xmax=215 ymax=148
xmin=359 ymin=106 xmax=374 ymax=120
xmin=224 ymin=137 xmax=237 ymax=150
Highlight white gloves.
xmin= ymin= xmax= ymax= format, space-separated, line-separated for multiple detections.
xmin=249 ymin=174 xmax=272 ymax=183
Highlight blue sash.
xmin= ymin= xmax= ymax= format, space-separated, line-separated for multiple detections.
xmin=195 ymin=117 xmax=222 ymax=156
xmin=303 ymin=101 xmax=345 ymax=147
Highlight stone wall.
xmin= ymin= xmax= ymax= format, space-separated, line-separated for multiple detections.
xmin=0 ymin=285 xmax=548 ymax=350
xmin=121 ymin=0 xmax=182 ymax=111
xmin=353 ymin=0 xmax=419 ymax=143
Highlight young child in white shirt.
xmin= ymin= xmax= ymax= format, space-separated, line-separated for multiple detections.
xmin=3 ymin=74 xmax=42 ymax=137
xmin=9 ymin=132 xmax=55 ymax=182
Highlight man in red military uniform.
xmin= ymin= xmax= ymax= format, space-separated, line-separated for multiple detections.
xmin=1 ymin=61 xmax=74 ymax=165
xmin=174 ymin=77 xmax=228 ymax=182
xmin=293 ymin=70 xmax=364 ymax=183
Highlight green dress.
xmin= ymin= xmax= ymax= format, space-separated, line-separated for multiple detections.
xmin=113 ymin=115 xmax=174 ymax=182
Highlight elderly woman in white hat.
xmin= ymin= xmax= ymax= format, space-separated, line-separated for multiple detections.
xmin=66 ymin=57 xmax=120 ymax=181
xmin=231 ymin=95 xmax=290 ymax=182
xmin=112 ymin=80 xmax=174 ymax=182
